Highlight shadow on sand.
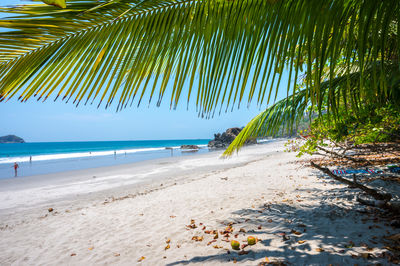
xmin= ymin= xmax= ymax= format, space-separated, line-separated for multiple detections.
xmin=167 ymin=171 xmax=399 ymax=265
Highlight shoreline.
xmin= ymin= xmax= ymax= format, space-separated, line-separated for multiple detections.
xmin=0 ymin=138 xmax=213 ymax=179
xmin=0 ymin=142 xmax=282 ymax=215
xmin=0 ymin=140 xmax=398 ymax=265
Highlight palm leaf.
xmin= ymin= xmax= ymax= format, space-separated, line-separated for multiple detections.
xmin=0 ymin=0 xmax=398 ymax=118
xmin=41 ymin=0 xmax=67 ymax=9
xmin=223 ymin=62 xmax=400 ymax=156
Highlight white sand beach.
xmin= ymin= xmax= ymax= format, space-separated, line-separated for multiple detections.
xmin=0 ymin=140 xmax=397 ymax=265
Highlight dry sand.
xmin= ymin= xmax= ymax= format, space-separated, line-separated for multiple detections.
xmin=0 ymin=140 xmax=398 ymax=265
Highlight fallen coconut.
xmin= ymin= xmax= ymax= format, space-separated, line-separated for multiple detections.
xmin=247 ymin=236 xmax=256 ymax=245
xmin=231 ymin=240 xmax=240 ymax=250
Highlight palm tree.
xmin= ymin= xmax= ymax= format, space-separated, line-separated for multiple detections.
xmin=0 ymin=0 xmax=399 ymax=152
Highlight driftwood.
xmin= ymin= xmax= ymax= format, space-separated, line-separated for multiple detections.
xmin=316 ymin=145 xmax=371 ymax=164
xmin=310 ymin=161 xmax=400 ymax=213
xmin=356 ymin=194 xmax=386 ymax=207
xmin=351 ymin=142 xmax=400 ymax=154
xmin=356 ymin=195 xmax=400 ymax=214
xmin=310 ymin=162 xmax=391 ymax=201
xmin=297 ymin=136 xmax=400 ymax=165
xmin=296 ymin=135 xmax=369 ymax=163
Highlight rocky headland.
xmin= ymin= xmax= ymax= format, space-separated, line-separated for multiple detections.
xmin=208 ymin=127 xmax=256 ymax=149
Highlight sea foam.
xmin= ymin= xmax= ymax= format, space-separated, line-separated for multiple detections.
xmin=0 ymin=146 xmax=184 ymax=164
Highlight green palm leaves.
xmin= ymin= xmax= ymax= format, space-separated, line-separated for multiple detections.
xmin=0 ymin=0 xmax=399 ymax=120
xmin=223 ymin=62 xmax=400 ymax=156
xmin=42 ymin=0 xmax=67 ymax=9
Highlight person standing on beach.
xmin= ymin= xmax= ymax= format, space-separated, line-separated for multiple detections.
xmin=13 ymin=162 xmax=19 ymax=177
xmin=29 ymin=156 xmax=32 ymax=164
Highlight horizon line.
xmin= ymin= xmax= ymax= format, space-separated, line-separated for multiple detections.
xmin=7 ymin=138 xmax=212 ymax=144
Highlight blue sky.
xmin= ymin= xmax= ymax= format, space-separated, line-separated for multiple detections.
xmin=0 ymin=0 xmax=290 ymax=142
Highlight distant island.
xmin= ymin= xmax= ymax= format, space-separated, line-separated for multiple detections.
xmin=0 ymin=135 xmax=25 ymax=144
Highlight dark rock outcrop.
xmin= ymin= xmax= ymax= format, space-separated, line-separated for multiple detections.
xmin=208 ymin=127 xmax=256 ymax=149
xmin=0 ymin=135 xmax=25 ymax=144
xmin=180 ymin=145 xmax=200 ymax=150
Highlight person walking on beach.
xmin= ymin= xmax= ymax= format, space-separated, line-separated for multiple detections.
xmin=13 ymin=162 xmax=19 ymax=177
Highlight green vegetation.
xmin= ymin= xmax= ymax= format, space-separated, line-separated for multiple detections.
xmin=222 ymin=0 xmax=400 ymax=155
xmin=292 ymin=105 xmax=400 ymax=157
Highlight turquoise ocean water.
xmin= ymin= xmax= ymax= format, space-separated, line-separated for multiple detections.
xmin=0 ymin=139 xmax=210 ymax=179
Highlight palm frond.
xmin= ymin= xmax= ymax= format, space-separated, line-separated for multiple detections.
xmin=0 ymin=0 xmax=398 ymax=118
xmin=41 ymin=0 xmax=67 ymax=9
xmin=223 ymin=61 xmax=400 ymax=156
xmin=222 ymin=88 xmax=313 ymax=157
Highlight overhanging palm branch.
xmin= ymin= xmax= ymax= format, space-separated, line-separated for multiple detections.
xmin=223 ymin=62 xmax=400 ymax=156
xmin=222 ymin=83 xmax=329 ymax=157
xmin=0 ymin=0 xmax=399 ymax=118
